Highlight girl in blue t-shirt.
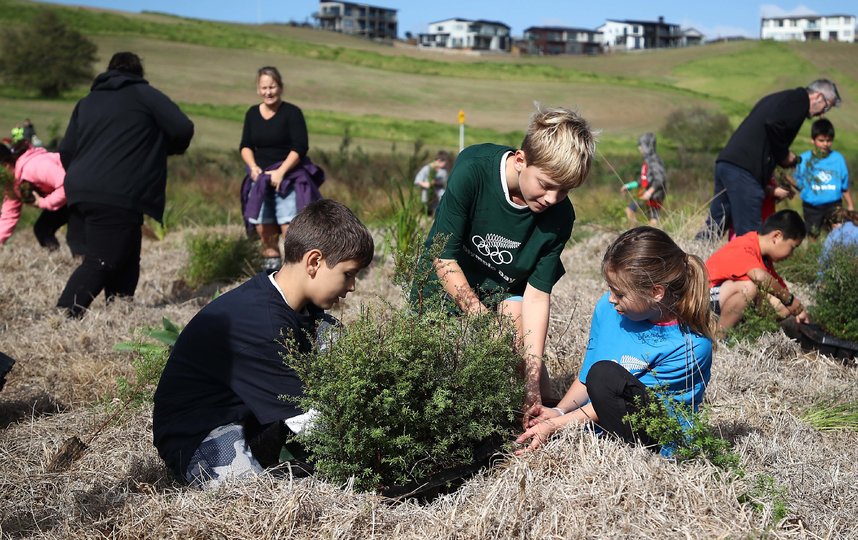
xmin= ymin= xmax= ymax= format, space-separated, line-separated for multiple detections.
xmin=516 ymin=226 xmax=715 ymax=454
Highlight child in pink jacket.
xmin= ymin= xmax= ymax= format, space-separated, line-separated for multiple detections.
xmin=0 ymin=144 xmax=81 ymax=253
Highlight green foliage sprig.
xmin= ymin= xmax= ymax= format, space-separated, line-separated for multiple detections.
xmin=290 ymin=304 xmax=524 ymax=492
xmin=113 ymin=318 xmax=182 ymax=406
xmin=726 ymin=292 xmax=782 ymax=344
xmin=811 ymin=243 xmax=858 ymax=342
xmin=183 ymin=232 xmax=260 ymax=288
xmin=625 ymin=388 xmax=741 ymax=474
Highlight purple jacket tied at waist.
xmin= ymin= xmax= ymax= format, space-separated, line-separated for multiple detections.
xmin=241 ymin=157 xmax=325 ymax=222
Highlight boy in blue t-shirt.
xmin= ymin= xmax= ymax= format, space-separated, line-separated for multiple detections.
xmin=795 ymin=118 xmax=853 ymax=237
xmin=153 ymin=200 xmax=374 ymax=489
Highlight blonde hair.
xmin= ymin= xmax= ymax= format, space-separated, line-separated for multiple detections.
xmin=602 ymin=226 xmax=716 ymax=343
xmin=520 ymin=106 xmax=596 ymax=189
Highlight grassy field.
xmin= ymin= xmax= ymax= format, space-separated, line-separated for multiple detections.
xmin=2 ymin=2 xmax=858 ymax=538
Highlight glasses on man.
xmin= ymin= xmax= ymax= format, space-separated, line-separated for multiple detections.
xmin=822 ymin=94 xmax=832 ymax=113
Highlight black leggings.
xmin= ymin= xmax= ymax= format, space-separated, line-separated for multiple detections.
xmin=585 ymin=360 xmax=658 ymax=449
xmin=32 ymin=206 xmax=84 ymax=255
xmin=57 ymin=202 xmax=143 ymax=317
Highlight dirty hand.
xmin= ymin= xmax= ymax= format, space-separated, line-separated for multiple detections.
xmin=795 ymin=309 xmax=811 ymax=325
xmin=514 ymin=419 xmax=558 ymax=455
xmin=525 ymin=404 xmax=562 ymax=428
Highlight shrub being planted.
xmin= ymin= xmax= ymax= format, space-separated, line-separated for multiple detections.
xmin=289 ymin=302 xmax=524 ymax=493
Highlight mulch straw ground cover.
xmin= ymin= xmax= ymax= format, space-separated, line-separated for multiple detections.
xmin=1 ymin=225 xmax=856 ymax=538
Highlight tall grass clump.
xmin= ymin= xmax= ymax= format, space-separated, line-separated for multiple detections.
xmin=802 ymin=400 xmax=858 ymax=431
xmin=290 ymin=242 xmax=524 ymax=492
xmin=182 ymin=231 xmax=259 ymax=288
xmin=811 ymin=243 xmax=858 ymax=341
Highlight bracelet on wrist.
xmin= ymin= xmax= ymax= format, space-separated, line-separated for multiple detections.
xmin=550 ymin=407 xmax=565 ymax=416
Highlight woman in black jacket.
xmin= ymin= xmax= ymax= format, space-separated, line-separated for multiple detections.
xmin=57 ymin=51 xmax=194 ymax=317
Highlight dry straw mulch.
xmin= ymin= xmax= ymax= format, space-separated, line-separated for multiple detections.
xmin=1 ymin=225 xmax=856 ymax=539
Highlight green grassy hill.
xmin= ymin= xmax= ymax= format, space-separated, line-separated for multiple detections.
xmin=1 ymin=0 xmax=855 ymax=157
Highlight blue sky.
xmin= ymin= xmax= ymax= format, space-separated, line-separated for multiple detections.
xmin=40 ymin=1 xmax=857 ymax=40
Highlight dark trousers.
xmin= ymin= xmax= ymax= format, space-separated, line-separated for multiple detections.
xmin=57 ymin=202 xmax=143 ymax=317
xmin=32 ymin=206 xmax=84 ymax=255
xmin=698 ymin=161 xmax=765 ymax=240
xmin=585 ymin=361 xmax=657 ymax=449
xmin=802 ymin=200 xmax=841 ymax=238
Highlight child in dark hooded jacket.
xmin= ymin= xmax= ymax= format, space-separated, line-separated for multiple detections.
xmin=621 ymin=132 xmax=667 ymax=226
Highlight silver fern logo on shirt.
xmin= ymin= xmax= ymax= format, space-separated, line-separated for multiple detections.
xmin=471 ymin=233 xmax=521 ymax=265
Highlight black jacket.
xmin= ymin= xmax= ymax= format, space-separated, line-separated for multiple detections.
xmin=60 ymin=70 xmax=194 ymax=222
xmin=717 ymin=88 xmax=809 ymax=185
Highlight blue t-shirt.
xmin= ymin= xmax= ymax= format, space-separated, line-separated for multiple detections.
xmin=578 ymin=293 xmax=712 ymax=414
xmin=795 ymin=149 xmax=849 ymax=207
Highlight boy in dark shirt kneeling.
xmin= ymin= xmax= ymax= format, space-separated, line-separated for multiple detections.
xmin=153 ymin=199 xmax=374 ymax=489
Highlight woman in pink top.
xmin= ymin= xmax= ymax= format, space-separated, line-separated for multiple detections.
xmin=0 ymin=143 xmax=81 ymax=253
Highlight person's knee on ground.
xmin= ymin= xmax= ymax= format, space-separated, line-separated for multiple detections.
xmin=585 ymin=360 xmax=655 ymax=448
xmin=184 ymin=422 xmax=264 ymax=490
xmin=717 ymin=280 xmax=758 ymax=331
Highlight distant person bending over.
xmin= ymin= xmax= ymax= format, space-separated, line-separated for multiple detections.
xmin=697 ymin=79 xmax=840 ymax=240
xmin=56 ymin=51 xmax=194 ymax=318
xmin=516 ymin=227 xmax=714 ymax=454
xmin=621 ymin=132 xmax=666 ymax=226
xmin=819 ymin=208 xmax=858 ymax=268
xmin=153 ymin=200 xmax=374 ymax=489
xmin=706 ymin=209 xmax=809 ymax=334
xmin=795 ymin=118 xmax=853 ymax=238
xmin=413 ymin=150 xmax=451 ymax=216
xmin=412 ymin=106 xmax=596 ymax=423
xmin=0 ymin=142 xmax=82 ymax=253
xmin=240 ymin=66 xmax=324 ymax=272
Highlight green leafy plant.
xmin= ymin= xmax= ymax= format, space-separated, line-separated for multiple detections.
xmin=811 ymin=243 xmax=858 ymax=342
xmin=776 ymin=240 xmax=824 ymax=285
xmin=183 ymin=232 xmax=260 ymax=288
xmin=383 ymin=180 xmax=429 ymax=280
xmin=738 ymin=474 xmax=790 ymax=525
xmin=726 ymin=293 xmax=781 ymax=344
xmin=113 ymin=318 xmax=182 ymax=406
xmin=626 ymin=388 xmax=741 ymax=474
xmin=290 ymin=304 xmax=524 ymax=492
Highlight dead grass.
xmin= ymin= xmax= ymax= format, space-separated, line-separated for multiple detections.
xmin=1 ymin=222 xmax=857 ymax=538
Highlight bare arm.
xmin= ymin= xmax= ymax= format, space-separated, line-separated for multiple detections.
xmin=240 ymin=147 xmax=262 ymax=181
xmin=843 ymin=191 xmax=855 ymax=211
xmin=433 ymin=258 xmax=488 ymax=315
xmin=747 ymin=267 xmax=806 ymax=317
xmin=520 ymin=284 xmax=550 ymax=408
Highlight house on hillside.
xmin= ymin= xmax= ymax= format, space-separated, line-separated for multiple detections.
xmin=419 ymin=18 xmax=511 ymax=52
xmin=681 ymin=28 xmax=704 ymax=46
xmin=314 ymin=1 xmax=397 ymax=40
xmin=760 ymin=14 xmax=855 ymax=42
xmin=598 ymin=16 xmax=682 ymax=50
xmin=523 ymin=26 xmax=603 ymax=55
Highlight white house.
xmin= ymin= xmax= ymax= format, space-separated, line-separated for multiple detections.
xmin=598 ymin=17 xmax=682 ymax=50
xmin=419 ymin=18 xmax=511 ymax=52
xmin=760 ymin=14 xmax=855 ymax=42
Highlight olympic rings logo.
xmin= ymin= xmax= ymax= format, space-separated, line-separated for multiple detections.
xmin=472 ymin=234 xmax=518 ymax=265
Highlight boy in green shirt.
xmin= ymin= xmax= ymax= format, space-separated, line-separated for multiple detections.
xmin=416 ymin=107 xmax=596 ymax=423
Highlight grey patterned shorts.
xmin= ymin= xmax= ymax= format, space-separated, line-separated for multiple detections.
xmin=184 ymin=423 xmax=263 ymax=489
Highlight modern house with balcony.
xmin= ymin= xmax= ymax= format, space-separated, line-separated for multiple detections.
xmin=315 ymin=1 xmax=397 ymax=40
xmin=598 ymin=16 xmax=682 ymax=50
xmin=523 ymin=26 xmax=603 ymax=55
xmin=760 ymin=14 xmax=855 ymax=42
xmin=419 ymin=18 xmax=511 ymax=52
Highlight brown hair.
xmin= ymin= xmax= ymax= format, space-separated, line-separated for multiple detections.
xmin=520 ymin=106 xmax=596 ymax=189
xmin=282 ymin=199 xmax=374 ymax=268
xmin=257 ymin=66 xmax=283 ymax=88
xmin=601 ymin=226 xmax=715 ymax=343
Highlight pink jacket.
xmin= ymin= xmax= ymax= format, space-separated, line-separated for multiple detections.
xmin=0 ymin=148 xmax=67 ymax=244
